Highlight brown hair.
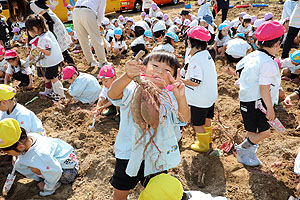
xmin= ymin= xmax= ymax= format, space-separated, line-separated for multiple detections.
xmin=25 ymin=14 xmax=48 ymax=34
xmin=8 ymin=0 xmax=29 ymax=22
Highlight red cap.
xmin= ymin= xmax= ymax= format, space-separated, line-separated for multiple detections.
xmin=0 ymin=45 xmax=5 ymax=56
xmin=187 ymin=26 xmax=211 ymax=42
xmin=255 ymin=21 xmax=285 ymax=42
xmin=4 ymin=50 xmax=18 ymax=59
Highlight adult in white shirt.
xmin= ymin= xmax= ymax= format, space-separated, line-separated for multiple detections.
xmin=281 ymin=0 xmax=297 ymax=21
xmin=73 ymin=0 xmax=110 ymax=68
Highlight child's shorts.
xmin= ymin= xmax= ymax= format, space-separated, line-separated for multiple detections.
xmin=110 ymin=158 xmax=167 ymax=190
xmin=240 ymin=100 xmax=270 ymax=133
xmin=37 ymin=64 xmax=60 ymax=79
xmin=190 ymin=104 xmax=215 ymax=126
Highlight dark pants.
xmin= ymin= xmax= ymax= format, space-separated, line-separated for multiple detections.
xmin=62 ymin=50 xmax=75 ymax=64
xmin=213 ymin=8 xmax=228 ymax=22
xmin=282 ymin=26 xmax=300 ymax=58
xmin=131 ymin=44 xmax=148 ymax=55
xmin=13 ymin=71 xmax=29 ymax=86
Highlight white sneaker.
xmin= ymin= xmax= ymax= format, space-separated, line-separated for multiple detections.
xmin=235 ymin=144 xmax=262 ymax=167
xmin=39 ymin=88 xmax=53 ymax=96
xmin=39 ymin=182 xmax=61 ymax=196
xmin=235 ymin=144 xmax=250 ymax=164
xmin=90 ymin=60 xmax=99 ymax=68
xmin=247 ymin=145 xmax=262 ymax=166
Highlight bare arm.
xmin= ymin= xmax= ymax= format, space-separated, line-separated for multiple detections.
xmin=260 ymin=85 xmax=275 ymax=121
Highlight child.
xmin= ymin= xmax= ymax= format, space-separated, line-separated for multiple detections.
xmin=180 ymin=10 xmax=197 ymax=23
xmin=107 ymin=51 xmax=190 ymax=200
xmin=112 ymin=19 xmax=124 ymax=29
xmin=153 ymin=31 xmax=179 ymax=53
xmin=182 ymin=19 xmax=191 ymax=34
xmin=197 ymin=0 xmax=213 ymax=20
xmin=0 ymin=45 xmax=7 ymax=81
xmin=199 ymin=15 xmax=215 ymax=45
xmin=152 ymin=21 xmax=167 ymax=43
xmin=134 ymin=20 xmax=151 ymax=37
xmin=124 ymin=18 xmax=135 ymax=38
xmin=66 ymin=27 xmax=80 ymax=50
xmin=230 ymin=12 xmax=246 ymax=36
xmin=181 ymin=26 xmax=218 ymax=152
xmin=0 ymin=84 xmax=45 ymax=135
xmin=214 ymin=23 xmax=231 ymax=57
xmin=0 ymin=118 xmax=79 ymax=196
xmin=67 ymin=4 xmax=73 ymax=23
xmin=156 ymin=12 xmax=164 ymax=21
xmin=141 ymin=12 xmax=147 ymax=20
xmin=234 ymin=21 xmax=285 ymax=166
xmin=25 ymin=14 xmax=65 ymax=102
xmin=0 ymin=14 xmax=11 ymax=50
xmin=149 ymin=3 xmax=161 ymax=18
xmin=110 ymin=28 xmax=128 ymax=56
xmin=11 ymin=27 xmax=22 ymax=46
xmin=225 ymin=33 xmax=252 ymax=63
xmin=94 ymin=65 xmax=118 ymax=118
xmin=237 ymin=14 xmax=253 ymax=39
xmin=4 ymin=49 xmax=33 ymax=89
xmin=168 ymin=18 xmax=182 ymax=34
xmin=61 ymin=66 xmax=101 ymax=104
xmin=163 ymin=14 xmax=173 ymax=28
xmin=130 ymin=30 xmax=153 ymax=55
xmin=281 ymin=50 xmax=300 ymax=81
xmin=102 ymin=17 xmax=115 ymax=31
xmin=118 ymin=15 xmax=126 ymax=26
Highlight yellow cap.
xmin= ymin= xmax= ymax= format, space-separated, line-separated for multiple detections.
xmin=0 ymin=118 xmax=21 ymax=148
xmin=139 ymin=174 xmax=184 ymax=200
xmin=0 ymin=84 xmax=16 ymax=101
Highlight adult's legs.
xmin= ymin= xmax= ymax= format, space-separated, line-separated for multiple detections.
xmin=282 ymin=26 xmax=300 ymax=58
xmin=221 ymin=9 xmax=228 ymax=22
xmin=212 ymin=8 xmax=220 ymax=18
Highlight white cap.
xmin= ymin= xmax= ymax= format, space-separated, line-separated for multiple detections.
xmin=102 ymin=17 xmax=110 ymax=25
xmin=144 ymin=17 xmax=151 ymax=23
xmin=152 ymin=21 xmax=166 ymax=32
xmin=243 ymin=14 xmax=251 ymax=20
xmin=174 ymin=18 xmax=182 ymax=25
xmin=253 ymin=18 xmax=265 ymax=28
xmin=223 ymin=20 xmax=231 ymax=26
xmin=127 ymin=18 xmax=134 ymax=22
xmin=183 ymin=19 xmax=191 ymax=26
xmin=156 ymin=11 xmax=163 ymax=18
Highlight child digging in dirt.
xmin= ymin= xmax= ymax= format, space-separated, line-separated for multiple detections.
xmin=181 ymin=26 xmax=218 ymax=153
xmin=281 ymin=50 xmax=300 ymax=82
xmin=234 ymin=21 xmax=285 ymax=167
xmin=61 ymin=66 xmax=101 ymax=105
xmin=0 ymin=118 xmax=79 ymax=196
xmin=0 ymin=84 xmax=45 ymax=135
xmin=25 ymin=14 xmax=65 ymax=102
xmin=93 ymin=65 xmax=118 ymax=120
xmin=107 ymin=51 xmax=190 ymax=200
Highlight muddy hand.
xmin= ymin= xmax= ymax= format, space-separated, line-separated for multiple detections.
xmin=168 ymin=69 xmax=185 ymax=98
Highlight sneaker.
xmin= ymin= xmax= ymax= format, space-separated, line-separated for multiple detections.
xmin=90 ymin=60 xmax=99 ymax=68
xmin=235 ymin=144 xmax=262 ymax=167
xmin=247 ymin=145 xmax=262 ymax=166
xmin=101 ymin=106 xmax=117 ymax=116
xmin=39 ymin=182 xmax=61 ymax=196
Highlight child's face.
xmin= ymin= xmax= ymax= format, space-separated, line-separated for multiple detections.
xmin=144 ymin=36 xmax=151 ymax=42
xmin=144 ymin=60 xmax=175 ymax=88
xmin=115 ymin=35 xmax=121 ymax=40
xmin=14 ymin=32 xmax=19 ymax=35
xmin=68 ymin=31 xmax=74 ymax=36
xmin=0 ymin=55 xmax=4 ymax=60
xmin=7 ymin=58 xmax=18 ymax=66
xmin=28 ymin=27 xmax=40 ymax=37
xmin=101 ymin=76 xmax=116 ymax=88
xmin=0 ymin=100 xmax=7 ymax=112
xmin=221 ymin=28 xmax=228 ymax=36
xmin=243 ymin=22 xmax=250 ymax=28
xmin=126 ymin=21 xmax=133 ymax=26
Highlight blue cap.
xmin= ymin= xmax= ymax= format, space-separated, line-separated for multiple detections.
xmin=290 ymin=50 xmax=300 ymax=64
xmin=66 ymin=27 xmax=72 ymax=33
xmin=218 ymin=23 xmax=229 ymax=31
xmin=202 ymin=15 xmax=212 ymax=25
xmin=144 ymin=30 xmax=153 ymax=38
xmin=235 ymin=33 xmax=245 ymax=38
xmin=114 ymin=28 xmax=122 ymax=35
xmin=166 ymin=32 xmax=179 ymax=42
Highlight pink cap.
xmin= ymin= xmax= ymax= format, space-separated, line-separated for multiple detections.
xmin=62 ymin=66 xmax=76 ymax=80
xmin=151 ymin=3 xmax=158 ymax=10
xmin=98 ymin=65 xmax=116 ymax=79
xmin=187 ymin=26 xmax=211 ymax=42
xmin=4 ymin=49 xmax=18 ymax=59
xmin=0 ymin=45 xmax=5 ymax=56
xmin=255 ymin=21 xmax=285 ymax=41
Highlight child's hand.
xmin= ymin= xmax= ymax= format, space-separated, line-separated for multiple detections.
xmin=93 ymin=106 xmax=104 ymax=115
xmin=266 ymin=107 xmax=275 ymax=121
xmin=125 ymin=59 xmax=141 ymax=79
xmin=283 ymin=96 xmax=293 ymax=108
xmin=38 ymin=181 xmax=45 ymax=191
xmin=295 ymin=69 xmax=300 ymax=75
xmin=168 ymin=69 xmax=185 ymax=98
xmin=26 ymin=83 xmax=33 ymax=90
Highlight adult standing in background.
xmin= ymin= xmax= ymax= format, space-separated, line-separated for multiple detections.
xmin=282 ymin=0 xmax=300 ymax=59
xmin=212 ymin=0 xmax=229 ymax=22
xmin=281 ymin=0 xmax=297 ymax=21
xmin=73 ymin=0 xmax=110 ymax=68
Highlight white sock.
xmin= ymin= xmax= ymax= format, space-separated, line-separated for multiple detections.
xmin=52 ymin=81 xmax=65 ymax=98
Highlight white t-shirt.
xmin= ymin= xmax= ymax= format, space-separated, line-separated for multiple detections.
xmin=164 ymin=18 xmax=173 ymax=27
xmin=168 ymin=25 xmax=179 ymax=34
xmin=149 ymin=7 xmax=161 ymax=18
xmin=184 ymin=50 xmax=218 ymax=107
xmin=37 ymin=31 xmax=64 ymax=67
xmin=99 ymin=86 xmax=108 ymax=99
xmin=142 ymin=0 xmax=152 ymax=10
xmin=67 ymin=10 xmax=73 ymax=21
xmin=237 ymin=24 xmax=253 ymax=36
xmin=281 ymin=57 xmax=300 ymax=73
xmin=6 ymin=59 xmax=33 ymax=75
xmin=153 ymin=43 xmax=174 ymax=53
xmin=238 ymin=50 xmax=281 ymax=104
xmin=0 ymin=59 xmax=7 ymax=72
xmin=225 ymin=38 xmax=251 ymax=58
xmin=130 ymin=36 xmax=148 ymax=47
xmin=230 ymin=17 xmax=241 ymax=28
xmin=112 ymin=38 xmax=127 ymax=50
xmin=215 ymin=34 xmax=231 ymax=47
xmin=197 ymin=3 xmax=213 ymax=19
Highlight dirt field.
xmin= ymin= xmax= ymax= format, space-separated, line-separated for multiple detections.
xmin=1 ymin=1 xmax=300 ymax=200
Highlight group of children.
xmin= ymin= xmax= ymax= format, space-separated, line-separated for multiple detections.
xmin=1 ymin=1 xmax=300 ymax=199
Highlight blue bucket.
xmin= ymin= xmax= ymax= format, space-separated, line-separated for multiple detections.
xmin=184 ymin=3 xmax=191 ymax=9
